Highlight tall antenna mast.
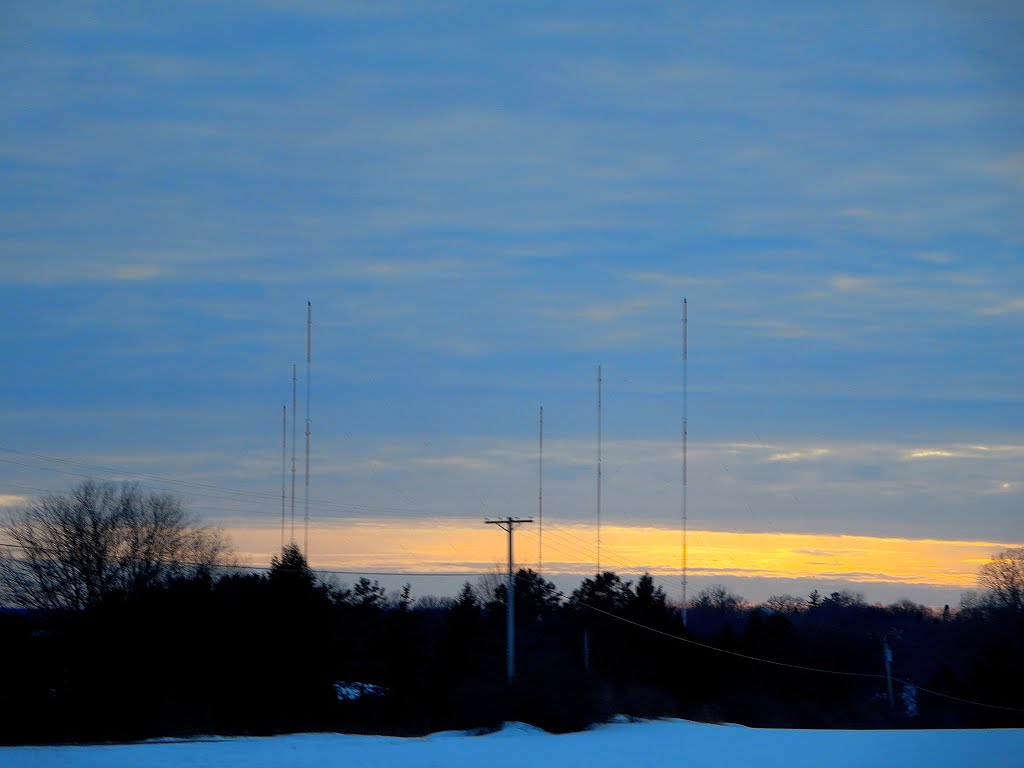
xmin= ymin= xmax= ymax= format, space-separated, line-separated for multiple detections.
xmin=538 ymin=405 xmax=544 ymax=573
xmin=597 ymin=364 xmax=602 ymax=575
xmin=291 ymin=363 xmax=297 ymax=543
xmin=304 ymin=301 xmax=312 ymax=560
xmin=281 ymin=404 xmax=287 ymax=549
xmin=682 ymin=298 xmax=688 ymax=628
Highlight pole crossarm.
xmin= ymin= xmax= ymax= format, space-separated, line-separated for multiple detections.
xmin=485 ymin=517 xmax=534 ymax=531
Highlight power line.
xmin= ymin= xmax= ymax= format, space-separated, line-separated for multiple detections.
xmin=0 ymin=529 xmax=663 ymax=584
xmin=0 ymin=453 xmax=411 ymax=520
xmin=515 ymin=527 xmax=691 ymax=586
xmin=682 ymin=296 xmax=688 ymax=628
xmin=4 ymin=535 xmax=1017 ymax=716
xmin=485 ymin=516 xmax=533 ymax=682
xmin=530 ymin=521 xmax=656 ymax=575
xmin=0 ymin=447 xmax=672 ymax=576
xmin=0 ymin=454 xmax=661 ymax=579
xmin=0 ymin=449 xmax=477 ymax=520
xmin=579 ymin=601 xmax=1024 ymax=715
xmin=0 ymin=542 xmax=490 ymax=579
xmin=518 ymin=527 xmax=643 ymax=576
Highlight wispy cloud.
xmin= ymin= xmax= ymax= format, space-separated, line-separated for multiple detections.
xmin=904 ymin=449 xmax=954 ymax=460
xmin=109 ymin=265 xmax=165 ymax=281
xmin=830 ymin=275 xmax=875 ymax=293
xmin=978 ymin=297 xmax=1024 ymax=315
xmin=626 ymin=271 xmax=714 ymax=288
xmin=766 ymin=448 xmax=831 ymax=463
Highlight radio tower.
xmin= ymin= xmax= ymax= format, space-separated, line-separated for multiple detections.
xmin=682 ymin=298 xmax=689 ymax=628
xmin=281 ymin=404 xmax=287 ymax=549
xmin=538 ymin=405 xmax=544 ymax=573
xmin=304 ymin=301 xmax=312 ymax=560
xmin=597 ymin=364 xmax=602 ymax=576
xmin=291 ymin=363 xmax=297 ymax=543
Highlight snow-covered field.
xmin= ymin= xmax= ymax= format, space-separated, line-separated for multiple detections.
xmin=4 ymin=719 xmax=1021 ymax=768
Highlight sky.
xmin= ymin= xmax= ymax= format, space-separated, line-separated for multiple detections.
xmin=1 ymin=1 xmax=1022 ymax=606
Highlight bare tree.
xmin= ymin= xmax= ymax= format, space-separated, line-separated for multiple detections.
xmin=692 ymin=584 xmax=743 ymax=613
xmin=978 ymin=548 xmax=1024 ymax=615
xmin=474 ymin=565 xmax=505 ymax=605
xmin=764 ymin=593 xmax=804 ymax=614
xmin=0 ymin=481 xmax=230 ymax=611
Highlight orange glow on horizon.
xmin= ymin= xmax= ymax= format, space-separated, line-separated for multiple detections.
xmin=224 ymin=519 xmax=1020 ymax=590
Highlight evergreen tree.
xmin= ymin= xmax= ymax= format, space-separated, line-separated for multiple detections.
xmin=628 ymin=573 xmax=670 ymax=624
xmin=569 ymin=571 xmax=633 ymax=613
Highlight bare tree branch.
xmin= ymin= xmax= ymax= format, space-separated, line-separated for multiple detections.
xmin=0 ymin=480 xmax=232 ymax=611
xmin=978 ymin=548 xmax=1024 ymax=615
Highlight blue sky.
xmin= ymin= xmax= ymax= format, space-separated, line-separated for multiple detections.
xmin=1 ymin=2 xmax=1022 ymax=601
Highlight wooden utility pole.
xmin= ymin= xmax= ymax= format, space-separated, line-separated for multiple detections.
xmin=485 ymin=517 xmax=533 ymax=683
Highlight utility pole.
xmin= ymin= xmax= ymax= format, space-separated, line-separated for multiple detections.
xmin=485 ymin=517 xmax=533 ymax=684
xmin=596 ymin=364 xmax=602 ymax=575
xmin=682 ymin=297 xmax=688 ymax=628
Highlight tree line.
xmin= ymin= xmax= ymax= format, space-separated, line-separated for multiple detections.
xmin=1 ymin=482 xmax=1022 ymax=742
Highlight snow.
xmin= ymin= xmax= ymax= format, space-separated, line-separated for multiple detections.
xmin=3 ymin=719 xmax=1021 ymax=768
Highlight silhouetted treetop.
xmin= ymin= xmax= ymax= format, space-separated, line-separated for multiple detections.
xmin=569 ymin=571 xmax=634 ymax=612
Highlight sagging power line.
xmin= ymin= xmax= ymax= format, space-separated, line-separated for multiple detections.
xmin=0 ymin=542 xmax=490 ymax=579
xmin=579 ymin=601 xmax=1024 ymax=716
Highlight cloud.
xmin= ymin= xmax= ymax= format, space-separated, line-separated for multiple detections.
xmin=109 ymin=265 xmax=165 ymax=281
xmin=577 ymin=299 xmax=655 ymax=323
xmin=987 ymin=481 xmax=1017 ymax=495
xmin=532 ymin=296 xmax=659 ymax=333
xmin=905 ymin=449 xmax=957 ymax=460
xmin=626 ymin=271 xmax=714 ymax=288
xmin=164 ymin=434 xmax=1024 ymax=543
xmin=978 ymin=297 xmax=1024 ymax=315
xmin=914 ymin=251 xmax=956 ymax=264
xmin=413 ymin=456 xmax=498 ymax=472
xmin=338 ymin=259 xmax=483 ymax=283
xmin=830 ymin=275 xmax=875 ymax=293
xmin=0 ymin=494 xmax=28 ymax=508
xmin=900 ymin=446 xmax=1024 ymax=461
xmin=766 ymin=448 xmax=831 ymax=463
xmin=792 ymin=548 xmax=860 ymax=557
xmin=734 ymin=320 xmax=822 ymax=340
